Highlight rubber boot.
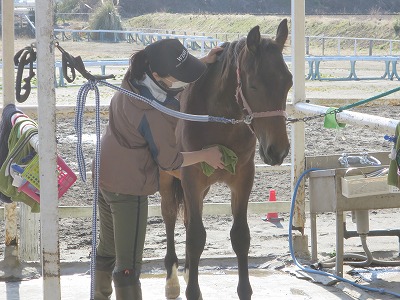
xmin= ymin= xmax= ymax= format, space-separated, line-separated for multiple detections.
xmin=113 ymin=269 xmax=142 ymax=300
xmin=94 ymin=255 xmax=115 ymax=300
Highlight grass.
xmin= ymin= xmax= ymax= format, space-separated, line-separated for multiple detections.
xmin=124 ymin=13 xmax=400 ymax=39
xmin=121 ymin=13 xmax=400 ymax=55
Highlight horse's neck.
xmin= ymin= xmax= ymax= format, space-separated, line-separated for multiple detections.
xmin=205 ymin=64 xmax=241 ymax=119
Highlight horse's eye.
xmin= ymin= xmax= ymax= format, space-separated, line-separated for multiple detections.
xmin=250 ymin=85 xmax=257 ymax=90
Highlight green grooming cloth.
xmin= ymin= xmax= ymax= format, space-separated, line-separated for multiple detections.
xmin=201 ymin=145 xmax=238 ymax=177
xmin=0 ymin=124 xmax=40 ymax=212
xmin=388 ymin=122 xmax=400 ymax=188
xmin=324 ymin=107 xmax=346 ymax=129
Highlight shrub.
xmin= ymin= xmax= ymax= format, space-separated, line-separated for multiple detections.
xmin=88 ymin=1 xmax=123 ymax=41
xmin=394 ymin=18 xmax=400 ymax=36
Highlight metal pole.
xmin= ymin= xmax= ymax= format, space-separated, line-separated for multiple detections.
xmin=2 ymin=0 xmax=15 ymax=107
xmin=35 ymin=0 xmax=61 ymax=298
xmin=1 ymin=0 xmax=19 ymax=266
xmin=291 ymin=0 xmax=306 ymax=231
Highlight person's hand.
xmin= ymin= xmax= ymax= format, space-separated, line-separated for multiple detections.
xmin=201 ymin=46 xmax=224 ymax=64
xmin=203 ymin=146 xmax=225 ymax=169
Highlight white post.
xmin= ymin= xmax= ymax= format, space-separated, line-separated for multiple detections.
xmin=19 ymin=205 xmax=40 ymax=261
xmin=1 ymin=0 xmax=19 ymax=266
xmin=291 ymin=0 xmax=306 ymax=231
xmin=354 ymin=39 xmax=357 ymax=56
xmin=1 ymin=0 xmax=15 ymax=107
xmin=35 ymin=0 xmax=61 ymax=298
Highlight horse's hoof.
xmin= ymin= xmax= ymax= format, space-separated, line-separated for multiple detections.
xmin=165 ymin=264 xmax=180 ymax=299
xmin=183 ymin=268 xmax=189 ymax=284
xmin=165 ymin=284 xmax=180 ymax=299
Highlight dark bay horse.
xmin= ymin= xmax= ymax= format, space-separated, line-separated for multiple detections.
xmin=160 ymin=19 xmax=292 ymax=300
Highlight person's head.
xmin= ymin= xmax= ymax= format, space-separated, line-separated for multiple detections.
xmin=129 ymin=39 xmax=206 ymax=92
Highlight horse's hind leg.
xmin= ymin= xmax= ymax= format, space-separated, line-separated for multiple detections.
xmin=182 ymin=180 xmax=206 ymax=300
xmin=185 ymin=208 xmax=205 ymax=300
xmin=230 ymin=186 xmax=253 ymax=300
xmin=160 ymin=172 xmax=181 ymax=299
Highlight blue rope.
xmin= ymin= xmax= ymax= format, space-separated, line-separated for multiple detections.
xmin=75 ymin=80 xmax=101 ymax=300
xmin=289 ymin=168 xmax=400 ymax=298
xmin=98 ymin=80 xmax=239 ymax=124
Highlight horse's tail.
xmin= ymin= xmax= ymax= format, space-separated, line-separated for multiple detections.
xmin=172 ymin=177 xmax=185 ymax=213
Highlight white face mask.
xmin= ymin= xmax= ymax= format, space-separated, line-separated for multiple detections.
xmin=165 ymin=78 xmax=190 ymax=89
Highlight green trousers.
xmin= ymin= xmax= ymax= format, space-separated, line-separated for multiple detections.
xmin=97 ymin=188 xmax=148 ymax=275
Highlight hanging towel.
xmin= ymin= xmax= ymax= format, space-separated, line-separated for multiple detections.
xmin=0 ymin=121 xmax=40 ymax=212
xmin=388 ymin=122 xmax=400 ymax=188
xmin=323 ymin=107 xmax=346 ymax=129
xmin=201 ymin=145 xmax=238 ymax=177
xmin=0 ymin=104 xmax=23 ymax=203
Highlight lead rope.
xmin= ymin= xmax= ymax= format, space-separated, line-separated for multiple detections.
xmin=74 ymin=77 xmax=248 ymax=299
xmin=75 ymin=80 xmax=101 ymax=300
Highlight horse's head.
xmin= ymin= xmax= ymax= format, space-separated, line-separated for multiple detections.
xmin=237 ymin=19 xmax=292 ymax=166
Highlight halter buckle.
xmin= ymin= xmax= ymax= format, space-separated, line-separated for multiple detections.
xmin=244 ymin=115 xmax=253 ymax=125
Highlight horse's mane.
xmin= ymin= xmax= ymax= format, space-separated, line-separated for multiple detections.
xmin=216 ymin=36 xmax=279 ymax=88
xmin=218 ymin=39 xmax=246 ymax=87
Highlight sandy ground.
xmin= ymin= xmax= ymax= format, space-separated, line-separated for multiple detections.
xmin=1 ymin=43 xmax=400 ymax=298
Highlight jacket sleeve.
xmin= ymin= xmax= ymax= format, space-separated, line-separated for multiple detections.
xmin=138 ymin=110 xmax=183 ymax=171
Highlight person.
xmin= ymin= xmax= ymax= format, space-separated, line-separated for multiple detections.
xmin=94 ymin=39 xmax=224 ymax=300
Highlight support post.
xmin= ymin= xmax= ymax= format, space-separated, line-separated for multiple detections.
xmin=2 ymin=0 xmax=15 ymax=107
xmin=35 ymin=0 xmax=61 ymax=298
xmin=19 ymin=204 xmax=40 ymax=262
xmin=2 ymin=0 xmax=18 ymax=267
xmin=291 ymin=0 xmax=307 ymax=232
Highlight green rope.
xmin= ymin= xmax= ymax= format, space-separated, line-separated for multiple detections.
xmin=338 ymin=86 xmax=400 ymax=112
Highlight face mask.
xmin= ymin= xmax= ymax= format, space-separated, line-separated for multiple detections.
xmin=164 ymin=78 xmax=190 ymax=90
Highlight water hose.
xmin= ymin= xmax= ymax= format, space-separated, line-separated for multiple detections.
xmin=289 ymin=168 xmax=400 ymax=298
xmin=317 ymin=233 xmax=400 ymax=269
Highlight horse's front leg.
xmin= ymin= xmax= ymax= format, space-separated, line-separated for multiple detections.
xmin=182 ymin=169 xmax=207 ymax=300
xmin=160 ymin=171 xmax=181 ymax=299
xmin=229 ymin=169 xmax=254 ymax=300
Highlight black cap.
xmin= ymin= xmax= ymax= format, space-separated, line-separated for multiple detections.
xmin=144 ymin=39 xmax=207 ymax=83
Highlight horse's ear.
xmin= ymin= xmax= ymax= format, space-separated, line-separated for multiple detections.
xmin=246 ymin=26 xmax=261 ymax=54
xmin=275 ymin=19 xmax=289 ymax=51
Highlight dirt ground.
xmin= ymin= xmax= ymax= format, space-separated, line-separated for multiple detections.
xmin=1 ymin=40 xmax=400 ymax=298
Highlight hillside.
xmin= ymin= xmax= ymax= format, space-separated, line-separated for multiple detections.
xmin=125 ymin=14 xmax=400 ymax=40
xmin=117 ymin=0 xmax=400 ymax=16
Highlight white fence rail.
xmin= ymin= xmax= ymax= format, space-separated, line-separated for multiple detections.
xmin=3 ymin=55 xmax=400 ymax=89
xmin=1 ymin=102 xmax=399 ymax=261
xmin=51 ymin=28 xmax=400 ymax=56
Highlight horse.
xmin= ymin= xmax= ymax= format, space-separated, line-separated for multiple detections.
xmin=160 ymin=19 xmax=292 ymax=300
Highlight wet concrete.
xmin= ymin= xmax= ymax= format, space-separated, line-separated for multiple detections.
xmin=1 ymin=258 xmax=398 ymax=300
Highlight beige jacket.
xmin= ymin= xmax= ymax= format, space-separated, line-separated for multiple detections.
xmin=99 ymin=75 xmax=183 ymax=195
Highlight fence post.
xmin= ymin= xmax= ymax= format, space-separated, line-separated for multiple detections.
xmin=337 ymin=38 xmax=341 ymax=56
xmin=19 ymin=204 xmax=40 ymax=262
xmin=369 ymin=40 xmax=373 ymax=56
xmin=4 ymin=203 xmax=19 ymax=267
xmin=354 ymin=39 xmax=357 ymax=55
xmin=305 ymin=36 xmax=309 ymax=55
xmin=322 ymin=37 xmax=325 ymax=56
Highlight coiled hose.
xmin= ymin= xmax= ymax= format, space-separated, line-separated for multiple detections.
xmin=289 ymin=168 xmax=400 ymax=298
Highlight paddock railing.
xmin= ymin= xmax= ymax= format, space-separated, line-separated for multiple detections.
xmin=1 ymin=102 xmax=399 ymax=261
xmin=52 ymin=28 xmax=400 ymax=56
xmin=2 ymin=55 xmax=400 ymax=89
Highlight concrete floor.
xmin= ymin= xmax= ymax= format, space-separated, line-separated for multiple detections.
xmin=1 ymin=260 xmax=397 ymax=300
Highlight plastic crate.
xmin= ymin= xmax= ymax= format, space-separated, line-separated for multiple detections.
xmin=341 ymin=174 xmax=390 ymax=198
xmin=18 ymin=154 xmax=77 ymax=203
